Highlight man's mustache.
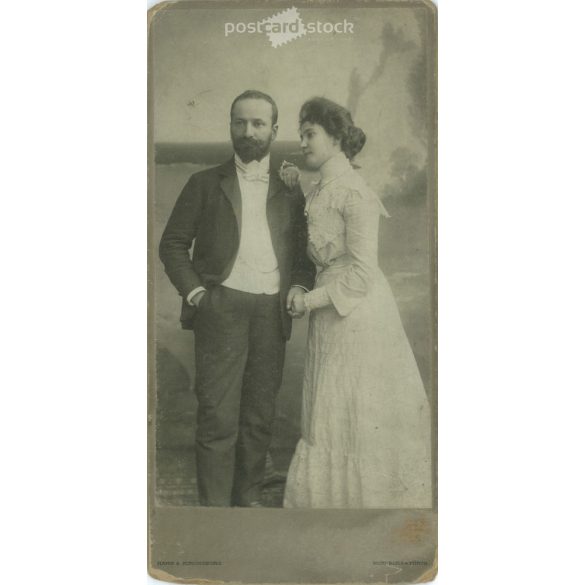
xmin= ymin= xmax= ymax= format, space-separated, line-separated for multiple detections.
xmin=235 ymin=137 xmax=261 ymax=147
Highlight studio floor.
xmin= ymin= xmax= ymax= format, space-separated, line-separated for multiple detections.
xmin=155 ymin=447 xmax=288 ymax=507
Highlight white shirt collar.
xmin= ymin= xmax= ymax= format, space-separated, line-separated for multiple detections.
xmin=234 ymin=153 xmax=270 ymax=175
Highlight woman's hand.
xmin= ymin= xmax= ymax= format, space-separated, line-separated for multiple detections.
xmin=279 ymin=160 xmax=301 ymax=189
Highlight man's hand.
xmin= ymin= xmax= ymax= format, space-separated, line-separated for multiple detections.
xmin=287 ymin=286 xmax=306 ymax=318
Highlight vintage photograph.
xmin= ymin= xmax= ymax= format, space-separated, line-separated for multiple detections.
xmin=148 ymin=0 xmax=437 ymax=581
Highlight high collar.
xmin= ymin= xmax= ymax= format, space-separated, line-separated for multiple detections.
xmin=318 ymin=151 xmax=352 ymax=186
xmin=234 ymin=152 xmax=270 ymax=175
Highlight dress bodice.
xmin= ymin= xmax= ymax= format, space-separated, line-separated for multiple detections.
xmin=304 ymin=155 xmax=389 ymax=269
xmin=303 ymin=153 xmax=390 ymax=317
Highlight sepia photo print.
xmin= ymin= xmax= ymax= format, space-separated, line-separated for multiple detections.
xmin=148 ymin=0 xmax=437 ymax=581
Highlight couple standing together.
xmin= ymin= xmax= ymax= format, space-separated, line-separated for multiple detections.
xmin=159 ymin=90 xmax=431 ymax=509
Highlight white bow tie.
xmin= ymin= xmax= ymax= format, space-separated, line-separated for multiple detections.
xmin=241 ymin=172 xmax=269 ymax=183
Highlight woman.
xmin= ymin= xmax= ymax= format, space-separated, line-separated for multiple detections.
xmin=282 ymin=98 xmax=432 ymax=508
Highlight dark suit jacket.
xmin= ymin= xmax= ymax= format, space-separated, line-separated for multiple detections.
xmin=159 ymin=157 xmax=315 ymax=339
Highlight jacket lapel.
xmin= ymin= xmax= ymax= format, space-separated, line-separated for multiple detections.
xmin=218 ymin=158 xmax=242 ymax=236
xmin=266 ymin=168 xmax=287 ymax=254
xmin=267 ymin=162 xmax=289 ymax=201
xmin=267 ymin=170 xmax=281 ymax=201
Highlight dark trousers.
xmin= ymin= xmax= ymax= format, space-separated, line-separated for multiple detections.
xmin=193 ymin=285 xmax=285 ymax=506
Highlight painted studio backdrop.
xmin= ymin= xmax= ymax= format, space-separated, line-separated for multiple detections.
xmin=151 ymin=1 xmax=435 ymax=507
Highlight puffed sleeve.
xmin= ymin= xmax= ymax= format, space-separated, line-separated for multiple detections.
xmin=304 ymin=188 xmax=384 ymax=317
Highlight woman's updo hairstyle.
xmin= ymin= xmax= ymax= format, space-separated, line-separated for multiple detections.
xmin=299 ymin=97 xmax=366 ymax=160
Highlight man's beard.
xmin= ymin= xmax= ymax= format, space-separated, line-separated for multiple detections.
xmin=232 ymin=135 xmax=272 ymax=163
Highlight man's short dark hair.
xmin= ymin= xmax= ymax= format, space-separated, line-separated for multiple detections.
xmin=230 ymin=90 xmax=278 ymax=125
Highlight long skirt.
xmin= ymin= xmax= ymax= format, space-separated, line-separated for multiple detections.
xmin=284 ymin=268 xmax=432 ymax=508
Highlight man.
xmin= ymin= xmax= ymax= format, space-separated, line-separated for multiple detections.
xmin=159 ymin=90 xmax=315 ymax=507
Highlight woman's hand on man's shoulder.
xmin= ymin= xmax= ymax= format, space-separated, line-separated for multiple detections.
xmin=279 ymin=160 xmax=301 ymax=189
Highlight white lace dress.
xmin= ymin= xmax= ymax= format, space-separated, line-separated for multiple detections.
xmin=283 ymin=154 xmax=432 ymax=508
